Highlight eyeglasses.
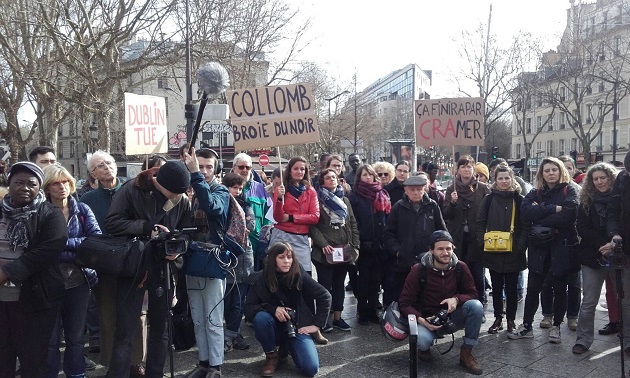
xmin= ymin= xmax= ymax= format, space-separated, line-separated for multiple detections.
xmin=378 ymin=172 xmax=389 ymax=177
xmin=92 ymin=160 xmax=114 ymax=172
xmin=236 ymin=165 xmax=252 ymax=171
xmin=50 ymin=180 xmax=70 ymax=188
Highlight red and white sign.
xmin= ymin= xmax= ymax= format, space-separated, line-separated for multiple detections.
xmin=124 ymin=93 xmax=168 ymax=155
xmin=259 ymin=154 xmax=270 ymax=166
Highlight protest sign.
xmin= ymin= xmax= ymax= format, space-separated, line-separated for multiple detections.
xmin=414 ymin=97 xmax=485 ymax=147
xmin=124 ymin=93 xmax=168 ymax=155
xmin=227 ymin=83 xmax=320 ymax=150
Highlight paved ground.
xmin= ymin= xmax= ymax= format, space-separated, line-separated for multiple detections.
xmin=78 ymin=281 xmax=627 ymax=378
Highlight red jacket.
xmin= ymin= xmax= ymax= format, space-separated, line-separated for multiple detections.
xmin=399 ymin=256 xmax=477 ymax=319
xmin=273 ymin=186 xmax=319 ymax=235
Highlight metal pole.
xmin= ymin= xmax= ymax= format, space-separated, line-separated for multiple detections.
xmin=184 ymin=0 xmax=194 ymax=144
xmin=613 ymin=82 xmax=618 ymax=162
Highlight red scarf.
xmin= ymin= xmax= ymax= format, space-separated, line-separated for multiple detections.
xmin=355 ymin=180 xmax=391 ymax=214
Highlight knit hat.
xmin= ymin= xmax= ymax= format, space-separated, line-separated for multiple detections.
xmin=156 ymin=161 xmax=190 ymax=194
xmin=404 ymin=175 xmax=428 ymax=186
xmin=8 ymin=161 xmax=44 ymax=184
xmin=430 ymin=230 xmax=454 ymax=245
xmin=475 ymin=162 xmax=489 ymax=180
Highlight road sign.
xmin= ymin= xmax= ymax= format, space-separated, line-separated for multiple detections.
xmin=259 ymin=154 xmax=270 ymax=166
xmin=201 ymin=122 xmax=232 ymax=133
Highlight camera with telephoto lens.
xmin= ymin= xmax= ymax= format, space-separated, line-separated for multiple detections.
xmin=429 ymin=309 xmax=458 ymax=334
xmin=285 ymin=308 xmax=297 ymax=338
xmin=608 ymin=237 xmax=626 ymax=269
xmin=153 ymin=227 xmax=197 ymax=256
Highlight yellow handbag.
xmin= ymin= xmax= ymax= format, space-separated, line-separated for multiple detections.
xmin=484 ymin=200 xmax=514 ymax=252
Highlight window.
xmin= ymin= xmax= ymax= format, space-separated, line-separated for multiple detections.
xmin=57 ymin=142 xmax=63 ymax=158
xmin=548 ymin=114 xmax=554 ymax=131
xmin=559 ymin=87 xmax=566 ymax=101
xmin=559 ymin=112 xmax=566 ymax=129
xmin=69 ymin=120 xmax=75 ymax=136
xmin=547 ymin=140 xmax=554 ymax=157
xmin=571 ymin=138 xmax=578 ymax=152
xmin=587 ymin=104 xmax=593 ymax=123
xmin=615 ymin=36 xmax=621 ymax=57
xmin=526 ymin=118 xmax=532 ymax=134
xmin=516 ymin=143 xmax=521 ymax=159
xmin=537 ymin=96 xmax=542 ymax=107
xmin=537 ymin=116 xmax=542 ymax=130
xmin=69 ymin=141 xmax=75 ymax=158
xmin=559 ymin=139 xmax=565 ymax=155
xmin=599 ymin=82 xmax=605 ymax=93
xmin=58 ymin=125 xmax=63 ymax=137
xmin=164 ymin=96 xmax=169 ymax=117
xmin=157 ymin=76 xmax=168 ymax=89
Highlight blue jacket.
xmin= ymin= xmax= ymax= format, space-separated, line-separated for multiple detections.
xmin=191 ymin=172 xmax=230 ymax=245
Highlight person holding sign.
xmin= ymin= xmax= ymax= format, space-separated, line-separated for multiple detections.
xmin=310 ymin=169 xmax=360 ymax=333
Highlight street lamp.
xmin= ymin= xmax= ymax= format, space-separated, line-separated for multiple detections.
xmin=324 ymin=90 xmax=350 ymax=150
xmin=184 ymin=0 xmax=194 ymax=144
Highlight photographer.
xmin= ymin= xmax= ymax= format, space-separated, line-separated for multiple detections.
xmin=104 ymin=161 xmax=193 ymax=378
xmin=245 ymin=242 xmax=331 ymax=377
xmin=398 ymin=230 xmax=483 ymax=375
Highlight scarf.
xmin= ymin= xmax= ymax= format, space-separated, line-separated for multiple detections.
xmin=593 ymin=190 xmax=611 ymax=227
xmin=355 ymin=179 xmax=392 ymax=214
xmin=288 ymin=183 xmax=307 ymax=199
xmin=454 ymin=175 xmax=478 ymax=201
xmin=317 ymin=186 xmax=348 ymax=226
xmin=2 ymin=191 xmax=45 ymax=251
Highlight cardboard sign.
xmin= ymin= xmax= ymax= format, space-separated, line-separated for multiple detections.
xmin=227 ymin=83 xmax=320 ymax=150
xmin=124 ymin=93 xmax=168 ymax=155
xmin=414 ymin=97 xmax=485 ymax=147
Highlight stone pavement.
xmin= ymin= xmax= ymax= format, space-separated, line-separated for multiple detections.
xmin=80 ymin=283 xmax=626 ymax=378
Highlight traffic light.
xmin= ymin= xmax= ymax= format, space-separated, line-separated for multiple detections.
xmin=491 ymin=146 xmax=499 ymax=159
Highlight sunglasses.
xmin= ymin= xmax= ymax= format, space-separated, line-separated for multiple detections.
xmin=378 ymin=172 xmax=389 ymax=177
xmin=236 ymin=165 xmax=252 ymax=170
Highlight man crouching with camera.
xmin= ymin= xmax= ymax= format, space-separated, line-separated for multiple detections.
xmin=399 ymin=230 xmax=484 ymax=375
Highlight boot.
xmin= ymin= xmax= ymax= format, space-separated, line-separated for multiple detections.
xmin=310 ymin=329 xmax=328 ymax=345
xmin=507 ymin=320 xmax=516 ymax=333
xmin=261 ymin=350 xmax=279 ymax=377
xmin=488 ymin=317 xmax=503 ymax=334
xmin=459 ymin=345 xmax=482 ymax=375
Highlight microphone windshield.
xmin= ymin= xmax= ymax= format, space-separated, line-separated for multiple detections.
xmin=196 ymin=62 xmax=230 ymax=96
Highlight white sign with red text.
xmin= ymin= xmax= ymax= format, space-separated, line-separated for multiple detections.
xmin=124 ymin=93 xmax=168 ymax=155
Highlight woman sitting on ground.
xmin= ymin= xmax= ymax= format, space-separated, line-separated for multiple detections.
xmin=245 ymin=242 xmax=331 ymax=377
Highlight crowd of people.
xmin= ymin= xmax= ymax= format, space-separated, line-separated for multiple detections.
xmin=1 ymin=145 xmax=630 ymax=377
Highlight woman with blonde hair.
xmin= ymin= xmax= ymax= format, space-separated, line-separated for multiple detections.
xmin=509 ymin=157 xmax=578 ymax=343
xmin=372 ymin=162 xmax=395 ymax=186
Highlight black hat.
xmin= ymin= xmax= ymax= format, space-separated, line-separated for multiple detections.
xmin=8 ymin=161 xmax=44 ymax=184
xmin=403 ymin=175 xmax=428 ymax=186
xmin=430 ymin=230 xmax=453 ymax=245
xmin=156 ymin=161 xmax=190 ymax=194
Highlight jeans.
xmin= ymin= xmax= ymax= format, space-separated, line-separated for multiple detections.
xmin=523 ymin=263 xmax=569 ymax=326
xmin=252 ymin=311 xmax=319 ymax=377
xmin=107 ymin=275 xmax=171 ymax=378
xmin=489 ymin=271 xmax=518 ymax=321
xmin=356 ymin=245 xmax=383 ymax=315
xmin=541 ymin=270 xmax=581 ymax=319
xmin=84 ymin=291 xmax=100 ymax=344
xmin=415 ymin=300 xmax=483 ymax=351
xmin=467 ymin=261 xmax=486 ymax=303
xmin=313 ymin=260 xmax=348 ymax=312
xmin=46 ymin=282 xmax=91 ymax=378
xmin=187 ymin=276 xmax=224 ymax=366
xmin=576 ymin=265 xmax=611 ymax=348
xmin=0 ymin=299 xmax=61 ymax=378
xmin=224 ymin=281 xmax=249 ymax=340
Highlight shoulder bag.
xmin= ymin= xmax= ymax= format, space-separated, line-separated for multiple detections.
xmin=76 ymin=234 xmax=147 ymax=278
xmin=484 ymin=200 xmax=515 ymax=252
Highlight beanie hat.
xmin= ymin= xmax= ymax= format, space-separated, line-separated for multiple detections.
xmin=156 ymin=161 xmax=190 ymax=194
xmin=8 ymin=161 xmax=44 ymax=185
xmin=475 ymin=162 xmax=489 ymax=180
xmin=430 ymin=230 xmax=454 ymax=245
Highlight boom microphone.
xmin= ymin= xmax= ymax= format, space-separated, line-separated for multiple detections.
xmin=188 ymin=62 xmax=230 ymax=154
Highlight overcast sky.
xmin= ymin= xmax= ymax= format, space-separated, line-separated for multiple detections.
xmin=297 ymin=0 xmax=574 ymax=97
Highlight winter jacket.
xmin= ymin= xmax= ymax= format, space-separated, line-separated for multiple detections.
xmin=245 ymin=179 xmax=271 ymax=253
xmin=521 ymin=183 xmax=579 ymax=276
xmin=607 ymin=170 xmax=630 ymax=255
xmin=2 ymin=201 xmax=68 ymax=311
xmin=310 ymin=196 xmax=360 ymax=265
xmin=190 ymin=173 xmax=230 ymax=245
xmin=399 ymin=252 xmax=477 ymax=319
xmin=384 ymin=178 xmax=405 ymax=206
xmin=475 ymin=190 xmax=527 ymax=273
xmin=227 ymin=200 xmax=255 ymax=284
xmin=444 ymin=181 xmax=491 ymax=263
xmin=348 ymin=191 xmax=388 ymax=247
xmin=245 ymin=268 xmax=332 ymax=329
xmin=577 ymin=200 xmax=610 ymax=269
xmin=383 ymin=194 xmax=446 ymax=273
xmin=79 ymin=178 xmax=124 ymax=233
xmin=273 ymin=186 xmax=319 ymax=235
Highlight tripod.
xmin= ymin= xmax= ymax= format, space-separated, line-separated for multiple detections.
xmin=613 ymin=262 xmax=626 ymax=378
xmin=164 ymin=259 xmax=176 ymax=378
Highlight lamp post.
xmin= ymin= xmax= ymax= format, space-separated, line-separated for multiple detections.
xmin=324 ymin=90 xmax=350 ymax=152
xmin=184 ymin=0 xmax=194 ymax=144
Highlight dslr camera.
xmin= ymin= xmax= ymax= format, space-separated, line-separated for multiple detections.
xmin=285 ymin=308 xmax=298 ymax=338
xmin=608 ymin=237 xmax=626 ymax=269
xmin=429 ymin=309 xmax=458 ymax=334
xmin=153 ymin=227 xmax=197 ymax=257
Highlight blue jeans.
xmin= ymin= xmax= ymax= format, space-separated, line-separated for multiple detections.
xmin=224 ymin=282 xmax=249 ymax=339
xmin=47 ymin=282 xmax=91 ymax=378
xmin=84 ymin=291 xmax=100 ymax=343
xmin=415 ymin=300 xmax=483 ymax=351
xmin=252 ymin=311 xmax=319 ymax=377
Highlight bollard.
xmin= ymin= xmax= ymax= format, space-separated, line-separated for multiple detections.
xmin=408 ymin=314 xmax=418 ymax=378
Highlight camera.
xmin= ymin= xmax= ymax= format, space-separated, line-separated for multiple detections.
xmin=428 ymin=309 xmax=458 ymax=334
xmin=153 ymin=228 xmax=197 ymax=256
xmin=609 ymin=237 xmax=626 ymax=269
xmin=285 ymin=308 xmax=297 ymax=338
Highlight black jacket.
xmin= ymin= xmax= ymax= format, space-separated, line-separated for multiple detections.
xmin=384 ymin=178 xmax=405 ymax=207
xmin=245 ymin=269 xmax=331 ymax=329
xmin=577 ymin=201 xmax=610 ymax=269
xmin=607 ymin=170 xmax=630 ymax=255
xmin=476 ymin=190 xmax=527 ymax=273
xmin=383 ymin=194 xmax=446 ymax=272
xmin=348 ymin=191 xmax=388 ymax=247
xmin=2 ymin=201 xmax=68 ymax=311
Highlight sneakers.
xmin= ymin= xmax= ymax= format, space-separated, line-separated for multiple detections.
xmin=333 ymin=318 xmax=351 ymax=331
xmin=84 ymin=355 xmax=97 ymax=371
xmin=517 ymin=294 xmax=524 ymax=302
xmin=539 ymin=316 xmax=552 ymax=328
xmin=223 ymin=340 xmax=233 ymax=353
xmin=599 ymin=322 xmax=621 ymax=335
xmin=232 ymin=335 xmax=250 ymax=350
xmin=508 ymin=324 xmax=533 ymax=339
xmin=567 ymin=318 xmax=578 ymax=331
xmin=572 ymin=344 xmax=589 ymax=354
xmin=549 ymin=325 xmax=561 ymax=344
xmin=206 ymin=367 xmax=222 ymax=378
xmin=321 ymin=320 xmax=334 ymax=333
xmin=185 ymin=365 xmax=208 ymax=378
